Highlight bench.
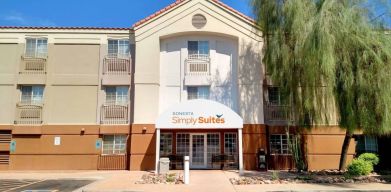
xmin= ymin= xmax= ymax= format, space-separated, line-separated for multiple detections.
xmin=163 ymin=154 xmax=184 ymax=169
xmin=211 ymin=154 xmax=236 ymax=169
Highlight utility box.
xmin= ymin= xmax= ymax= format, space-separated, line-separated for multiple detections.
xmin=257 ymin=148 xmax=267 ymax=171
xmin=159 ymin=157 xmax=170 ymax=174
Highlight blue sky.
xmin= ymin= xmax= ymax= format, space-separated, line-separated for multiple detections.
xmin=0 ymin=0 xmax=252 ymax=27
xmin=0 ymin=0 xmax=389 ymax=28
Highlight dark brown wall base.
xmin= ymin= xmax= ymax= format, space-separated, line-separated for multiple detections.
xmin=10 ymin=155 xmax=98 ymax=170
xmin=0 ymin=124 xmax=131 ymax=170
xmin=0 ymin=124 xmax=357 ymax=171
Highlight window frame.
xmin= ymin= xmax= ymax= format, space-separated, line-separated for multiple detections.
xmin=101 ymin=135 xmax=127 ymax=155
xmin=188 ymin=41 xmax=210 ymax=56
xmin=25 ymin=38 xmax=48 ymax=58
xmin=269 ymin=134 xmax=292 ymax=155
xmin=108 ymin=39 xmax=130 ymax=58
xmin=187 ymin=86 xmax=210 ymax=100
xmin=176 ymin=133 xmax=190 ymax=156
xmin=160 ymin=132 xmax=173 ymax=156
xmin=357 ymin=136 xmax=378 ymax=153
xmin=364 ymin=136 xmax=378 ymax=152
xmin=224 ymin=132 xmax=238 ymax=155
xmin=105 ymin=86 xmax=129 ymax=105
xmin=20 ymin=85 xmax=44 ymax=105
xmin=268 ymin=87 xmax=284 ymax=105
xmin=207 ymin=132 xmax=221 ymax=167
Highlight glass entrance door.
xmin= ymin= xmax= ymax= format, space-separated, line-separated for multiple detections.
xmin=190 ymin=134 xmax=207 ymax=168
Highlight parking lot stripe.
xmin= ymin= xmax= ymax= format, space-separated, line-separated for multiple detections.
xmin=3 ymin=180 xmax=45 ymax=192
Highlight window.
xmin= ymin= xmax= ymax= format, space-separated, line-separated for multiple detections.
xmin=224 ymin=133 xmax=237 ymax=155
xmin=108 ymin=39 xmax=130 ymax=58
xmin=160 ymin=133 xmax=173 ymax=156
xmin=187 ymin=86 xmax=210 ymax=100
xmin=357 ymin=136 xmax=378 ymax=153
xmin=20 ymin=86 xmax=44 ymax=105
xmin=105 ymin=86 xmax=129 ymax=105
xmin=270 ymin=134 xmax=291 ymax=155
xmin=268 ymin=87 xmax=284 ymax=105
xmin=176 ymin=133 xmax=190 ymax=156
xmin=102 ymin=135 xmax=127 ymax=155
xmin=207 ymin=133 xmax=220 ymax=168
xmin=188 ymin=41 xmax=209 ymax=56
xmin=25 ymin=38 xmax=48 ymax=58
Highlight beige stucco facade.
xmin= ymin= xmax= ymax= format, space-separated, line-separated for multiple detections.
xmin=0 ymin=28 xmax=134 ymax=170
xmin=133 ymin=0 xmax=264 ymax=125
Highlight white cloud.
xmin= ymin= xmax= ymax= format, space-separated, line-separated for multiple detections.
xmin=4 ymin=15 xmax=26 ymax=24
xmin=2 ymin=12 xmax=56 ymax=26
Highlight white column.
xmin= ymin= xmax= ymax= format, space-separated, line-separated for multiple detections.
xmin=155 ymin=128 xmax=161 ymax=174
xmin=238 ymin=128 xmax=244 ymax=175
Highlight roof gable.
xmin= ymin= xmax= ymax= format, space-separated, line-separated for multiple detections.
xmin=132 ymin=0 xmax=256 ymax=29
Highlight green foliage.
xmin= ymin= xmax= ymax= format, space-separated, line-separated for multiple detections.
xmin=358 ymin=153 xmax=380 ymax=166
xmin=251 ymin=0 xmax=391 ymax=133
xmin=347 ymin=159 xmax=373 ymax=176
xmin=296 ymin=175 xmax=313 ymax=181
xmin=271 ymin=171 xmax=279 ymax=180
xmin=252 ymin=0 xmax=391 ymax=170
xmin=288 ymin=134 xmax=307 ymax=172
xmin=166 ymin=173 xmax=176 ymax=183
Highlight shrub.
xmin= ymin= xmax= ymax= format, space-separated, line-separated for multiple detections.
xmin=166 ymin=173 xmax=176 ymax=183
xmin=347 ymin=159 xmax=373 ymax=176
xmin=271 ymin=171 xmax=279 ymax=180
xmin=358 ymin=153 xmax=379 ymax=166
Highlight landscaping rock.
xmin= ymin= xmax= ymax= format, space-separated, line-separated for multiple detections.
xmin=229 ymin=171 xmax=388 ymax=185
xmin=135 ymin=173 xmax=184 ymax=184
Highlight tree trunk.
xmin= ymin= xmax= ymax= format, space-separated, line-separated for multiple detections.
xmin=339 ymin=130 xmax=353 ymax=170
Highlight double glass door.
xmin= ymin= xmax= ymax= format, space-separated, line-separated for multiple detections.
xmin=174 ymin=133 xmax=222 ymax=169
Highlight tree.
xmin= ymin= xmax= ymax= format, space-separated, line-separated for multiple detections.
xmin=252 ymin=0 xmax=391 ymax=170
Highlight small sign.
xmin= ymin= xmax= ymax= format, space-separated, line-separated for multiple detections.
xmin=54 ymin=137 xmax=61 ymax=146
xmin=95 ymin=140 xmax=102 ymax=149
xmin=10 ymin=140 xmax=16 ymax=152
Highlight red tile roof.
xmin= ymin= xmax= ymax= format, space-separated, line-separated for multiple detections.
xmin=0 ymin=1 xmax=256 ymax=31
xmin=0 ymin=26 xmax=131 ymax=31
xmin=132 ymin=0 xmax=256 ymax=28
xmin=211 ymin=0 xmax=255 ymax=24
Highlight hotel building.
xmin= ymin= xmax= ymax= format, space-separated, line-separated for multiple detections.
xmin=0 ymin=0 xmax=377 ymax=172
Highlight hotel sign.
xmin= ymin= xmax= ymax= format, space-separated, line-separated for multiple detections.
xmin=156 ymin=99 xmax=243 ymax=129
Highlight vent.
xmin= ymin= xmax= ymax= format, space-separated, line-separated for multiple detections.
xmin=0 ymin=152 xmax=10 ymax=165
xmin=0 ymin=130 xmax=11 ymax=143
xmin=192 ymin=14 xmax=207 ymax=29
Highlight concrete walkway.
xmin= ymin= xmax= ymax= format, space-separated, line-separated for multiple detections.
xmin=0 ymin=170 xmax=390 ymax=192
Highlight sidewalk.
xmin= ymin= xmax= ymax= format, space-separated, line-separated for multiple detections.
xmin=81 ymin=170 xmax=236 ymax=192
xmin=0 ymin=170 xmax=390 ymax=192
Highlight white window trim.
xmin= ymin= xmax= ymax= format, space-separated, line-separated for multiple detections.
xmin=25 ymin=38 xmax=48 ymax=58
xmin=176 ymin=132 xmax=190 ymax=155
xmin=160 ymin=132 xmax=173 ymax=156
xmin=270 ymin=134 xmax=292 ymax=156
xmin=207 ymin=132 xmax=221 ymax=162
xmin=101 ymin=135 xmax=128 ymax=155
xmin=223 ymin=132 xmax=238 ymax=155
xmin=187 ymin=86 xmax=210 ymax=100
xmin=188 ymin=40 xmax=210 ymax=56
xmin=20 ymin=85 xmax=44 ymax=105
xmin=108 ymin=39 xmax=130 ymax=58
xmin=105 ymin=86 xmax=129 ymax=105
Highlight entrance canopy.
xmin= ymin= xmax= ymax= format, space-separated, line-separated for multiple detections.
xmin=155 ymin=99 xmax=244 ymax=174
xmin=156 ymin=99 xmax=243 ymax=129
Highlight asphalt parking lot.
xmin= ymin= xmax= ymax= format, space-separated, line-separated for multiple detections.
xmin=0 ymin=179 xmax=94 ymax=192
